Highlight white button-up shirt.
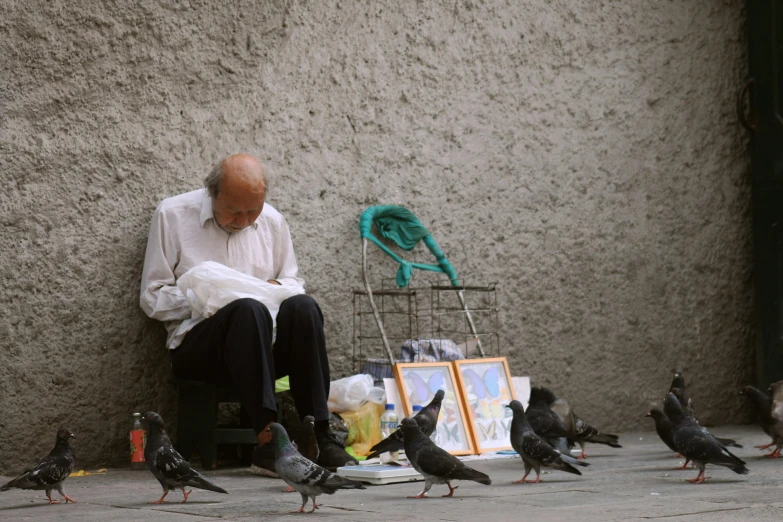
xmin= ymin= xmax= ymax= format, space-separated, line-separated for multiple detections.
xmin=140 ymin=188 xmax=305 ymax=349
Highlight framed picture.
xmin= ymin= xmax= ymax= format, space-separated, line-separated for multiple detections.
xmin=393 ymin=362 xmax=475 ymax=456
xmin=453 ymin=357 xmax=516 ymax=453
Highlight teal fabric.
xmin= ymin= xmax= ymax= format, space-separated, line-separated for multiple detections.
xmin=373 ymin=207 xmax=430 ymax=251
xmin=359 ymin=206 xmax=460 ymax=288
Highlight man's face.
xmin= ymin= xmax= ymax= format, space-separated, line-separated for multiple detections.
xmin=212 ymin=186 xmax=265 ymax=234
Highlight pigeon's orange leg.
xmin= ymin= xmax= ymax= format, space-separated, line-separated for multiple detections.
xmin=149 ymin=490 xmax=169 ymax=504
xmin=408 ymin=490 xmax=429 ymax=499
xmin=180 ymin=488 xmax=192 ymax=503
xmin=577 ymin=452 xmax=587 ymax=460
xmin=46 ymin=492 xmax=61 ymax=504
xmin=755 ymin=443 xmax=774 ymax=450
xmin=63 ymin=494 xmax=77 ymax=503
xmin=308 ymin=498 xmax=322 ymax=513
xmin=764 ymin=449 xmax=781 ymax=458
xmin=512 ymin=473 xmax=530 ymax=484
xmin=514 ymin=472 xmax=542 ymax=484
xmin=687 ymin=471 xmax=708 ymax=484
xmin=674 ymin=459 xmax=691 ymax=470
xmin=283 ymin=485 xmax=294 ymax=493
xmin=441 ymin=482 xmax=459 ymax=497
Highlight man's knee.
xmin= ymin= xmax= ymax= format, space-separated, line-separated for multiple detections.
xmin=280 ymin=294 xmax=320 ymax=314
xmin=225 ymin=297 xmax=272 ymax=320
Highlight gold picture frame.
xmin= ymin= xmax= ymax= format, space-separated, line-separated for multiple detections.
xmin=453 ymin=357 xmax=516 ymax=453
xmin=393 ymin=362 xmax=476 ymax=456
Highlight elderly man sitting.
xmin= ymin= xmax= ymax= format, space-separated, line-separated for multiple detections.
xmin=140 ymin=154 xmax=357 ymax=475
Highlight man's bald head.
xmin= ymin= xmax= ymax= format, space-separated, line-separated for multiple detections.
xmin=206 ymin=154 xmax=267 ymax=199
xmin=206 ymin=154 xmax=268 ymax=233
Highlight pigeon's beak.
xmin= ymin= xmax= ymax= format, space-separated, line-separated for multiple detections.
xmin=70 ymin=433 xmax=76 ymax=439
xmin=644 ymin=412 xmax=651 ymax=418
xmin=504 ymin=404 xmax=510 ymax=409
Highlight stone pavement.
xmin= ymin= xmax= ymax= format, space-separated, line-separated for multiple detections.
xmin=1 ymin=425 xmax=782 ymax=521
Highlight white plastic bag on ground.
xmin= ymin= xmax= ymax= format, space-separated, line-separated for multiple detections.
xmin=176 ymin=261 xmax=305 ymax=327
xmin=328 ymin=374 xmax=385 ymax=413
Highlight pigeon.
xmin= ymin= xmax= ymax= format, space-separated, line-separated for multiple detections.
xmin=739 ymin=385 xmax=778 ymax=454
xmin=663 ymin=394 xmax=748 ymax=484
xmin=766 ymin=381 xmax=783 ymax=458
xmin=526 ymin=387 xmax=570 ymax=444
xmin=268 ymin=422 xmax=365 ymax=513
xmin=142 ymin=411 xmax=228 ymax=503
xmin=283 ymin=416 xmax=320 ymax=493
xmin=1 ymin=426 xmax=76 ymax=504
xmin=400 ymin=416 xmax=491 ymax=498
xmin=507 ymin=401 xmax=588 ymax=484
xmin=550 ymin=396 xmax=621 ymax=459
xmin=668 ymin=371 xmax=741 ymax=449
xmin=365 ymin=389 xmax=444 ymax=460
xmin=645 ymin=408 xmax=692 ymax=470
xmin=669 ymin=369 xmax=694 ymax=416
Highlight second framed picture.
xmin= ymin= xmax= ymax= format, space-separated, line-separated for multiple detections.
xmin=453 ymin=357 xmax=516 ymax=453
xmin=393 ymin=362 xmax=476 ymax=456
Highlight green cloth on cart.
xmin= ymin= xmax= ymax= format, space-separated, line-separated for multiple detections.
xmin=359 ymin=205 xmax=460 ymax=288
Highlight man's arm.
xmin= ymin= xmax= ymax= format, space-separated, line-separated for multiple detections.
xmin=273 ymin=217 xmax=306 ymax=289
xmin=139 ymin=203 xmax=192 ymax=322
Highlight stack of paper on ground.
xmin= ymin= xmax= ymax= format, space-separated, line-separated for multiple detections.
xmin=336 ymin=452 xmax=520 ymax=485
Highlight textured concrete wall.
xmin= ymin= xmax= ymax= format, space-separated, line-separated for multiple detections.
xmin=0 ymin=0 xmax=751 ymax=472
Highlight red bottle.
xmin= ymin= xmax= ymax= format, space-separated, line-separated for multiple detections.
xmin=130 ymin=412 xmax=146 ymax=469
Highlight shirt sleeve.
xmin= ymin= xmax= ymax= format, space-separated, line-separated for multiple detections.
xmin=139 ymin=203 xmax=192 ymax=322
xmin=274 ymin=216 xmax=306 ymax=290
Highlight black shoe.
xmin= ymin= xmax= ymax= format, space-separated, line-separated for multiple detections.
xmin=316 ymin=432 xmax=358 ymax=471
xmin=250 ymin=443 xmax=279 ymax=478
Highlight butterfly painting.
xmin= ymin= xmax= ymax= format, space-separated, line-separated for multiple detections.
xmin=394 ymin=362 xmax=475 ymax=455
xmin=453 ymin=357 xmax=516 ymax=453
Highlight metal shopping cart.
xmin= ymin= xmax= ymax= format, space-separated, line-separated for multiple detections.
xmin=353 ymin=206 xmax=500 ymax=382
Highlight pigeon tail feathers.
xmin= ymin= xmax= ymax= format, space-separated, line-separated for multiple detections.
xmin=585 ymin=433 xmax=622 ymax=448
xmin=448 ymin=466 xmax=491 ymax=485
xmin=365 ymin=433 xmax=403 ymax=460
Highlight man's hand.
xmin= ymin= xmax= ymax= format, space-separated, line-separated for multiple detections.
xmin=267 ymin=279 xmax=281 ymax=285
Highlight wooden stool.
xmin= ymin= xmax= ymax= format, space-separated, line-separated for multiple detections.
xmin=175 ymin=380 xmax=257 ymax=469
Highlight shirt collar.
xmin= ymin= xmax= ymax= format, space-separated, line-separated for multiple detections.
xmin=199 ymin=188 xmax=260 ymax=230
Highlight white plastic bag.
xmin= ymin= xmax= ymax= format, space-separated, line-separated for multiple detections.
xmin=328 ymin=374 xmax=380 ymax=413
xmin=177 ymin=261 xmax=305 ymax=327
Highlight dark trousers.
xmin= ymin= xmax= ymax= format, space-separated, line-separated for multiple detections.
xmin=171 ymin=295 xmax=331 ymax=433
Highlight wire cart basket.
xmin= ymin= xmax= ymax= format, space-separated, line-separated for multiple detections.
xmin=353 ymin=205 xmax=501 ymax=383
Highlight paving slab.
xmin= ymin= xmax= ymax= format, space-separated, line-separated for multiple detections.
xmin=1 ymin=425 xmax=781 ymax=521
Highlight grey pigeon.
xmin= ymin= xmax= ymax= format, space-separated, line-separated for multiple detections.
xmin=645 ymin=408 xmax=692 ymax=470
xmin=663 ymin=394 xmax=748 ymax=484
xmin=269 ymin=422 xmax=365 ymax=513
xmin=284 ymin=416 xmax=320 ymax=493
xmin=507 ymin=401 xmax=588 ymax=484
xmin=766 ymin=381 xmax=783 ymax=458
xmin=1 ymin=427 xmax=76 ymax=504
xmin=400 ymin=416 xmax=491 ymax=498
xmin=526 ymin=387 xmax=570 ymax=442
xmin=669 ymin=370 xmax=742 ymax=446
xmin=549 ymin=396 xmax=621 ymax=459
xmin=668 ymin=372 xmax=741 ymax=449
xmin=669 ymin=369 xmax=694 ymax=416
xmin=366 ymin=389 xmax=444 ymax=460
xmin=739 ymin=385 xmax=777 ymax=453
xmin=143 ymin=412 xmax=228 ymax=503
